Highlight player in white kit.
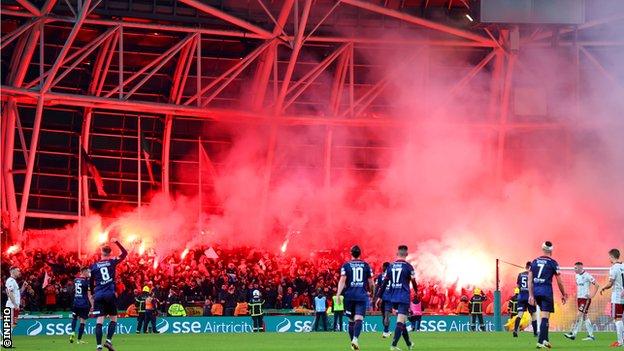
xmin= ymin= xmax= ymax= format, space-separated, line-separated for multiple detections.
xmin=564 ymin=262 xmax=598 ymax=341
xmin=5 ymin=267 xmax=23 ymax=331
xmin=600 ymin=248 xmax=624 ymax=347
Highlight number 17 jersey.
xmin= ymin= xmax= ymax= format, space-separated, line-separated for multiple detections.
xmin=341 ymin=260 xmax=372 ymax=302
xmin=384 ymin=260 xmax=415 ymax=304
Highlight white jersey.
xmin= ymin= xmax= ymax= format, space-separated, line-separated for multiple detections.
xmin=5 ymin=277 xmax=20 ymax=309
xmin=609 ymin=262 xmax=624 ymax=304
xmin=575 ymin=271 xmax=595 ymax=299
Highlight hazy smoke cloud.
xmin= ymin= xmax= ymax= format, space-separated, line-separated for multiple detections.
xmin=21 ymin=5 xmax=624 ymax=289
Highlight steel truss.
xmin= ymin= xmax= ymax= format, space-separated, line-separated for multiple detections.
xmin=1 ymin=0 xmax=623 ymax=241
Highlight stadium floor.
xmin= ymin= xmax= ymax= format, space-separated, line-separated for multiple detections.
xmin=11 ymin=332 xmax=615 ymax=350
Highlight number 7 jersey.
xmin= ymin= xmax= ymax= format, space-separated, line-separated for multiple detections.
xmin=341 ymin=260 xmax=372 ymax=302
xmin=530 ymin=256 xmax=560 ymax=298
xmin=91 ymin=258 xmax=121 ymax=297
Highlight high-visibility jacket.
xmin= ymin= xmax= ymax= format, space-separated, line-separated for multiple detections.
xmin=168 ymin=303 xmax=186 ymax=317
xmin=332 ymin=295 xmax=344 ymax=312
xmin=235 ymin=302 xmax=249 ymax=316
xmin=211 ymin=303 xmax=223 ymax=316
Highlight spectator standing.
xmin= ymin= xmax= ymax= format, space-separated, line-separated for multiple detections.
xmin=332 ymin=294 xmax=345 ymax=331
xmin=312 ymin=289 xmax=328 ymax=332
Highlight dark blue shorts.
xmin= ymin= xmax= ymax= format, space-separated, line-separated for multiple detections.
xmin=535 ymin=295 xmax=554 ymax=313
xmin=384 ymin=302 xmax=410 ymax=315
xmin=344 ymin=299 xmax=367 ymax=318
xmin=517 ymin=300 xmax=536 ymax=314
xmin=72 ymin=306 xmax=91 ymax=320
xmin=93 ymin=294 xmax=117 ymax=317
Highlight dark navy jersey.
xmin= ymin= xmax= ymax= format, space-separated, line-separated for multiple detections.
xmin=517 ymin=271 xmax=530 ymax=301
xmin=376 ymin=272 xmax=390 ymax=300
xmin=384 ymin=260 xmax=415 ymax=304
xmin=340 ymin=260 xmax=372 ymax=302
xmin=530 ymin=256 xmax=560 ymax=297
xmin=73 ymin=277 xmax=91 ymax=308
xmin=91 ymin=258 xmax=120 ymax=297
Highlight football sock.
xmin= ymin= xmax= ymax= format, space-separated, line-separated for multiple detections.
xmin=532 ymin=320 xmax=538 ymax=336
xmin=383 ymin=313 xmax=390 ymax=333
xmin=616 ymin=320 xmax=623 ymax=345
xmin=106 ymin=321 xmax=117 ymax=341
xmin=354 ymin=320 xmax=363 ymax=338
xmin=70 ymin=317 xmax=77 ymax=333
xmin=95 ymin=323 xmax=103 ymax=347
xmin=513 ymin=316 xmax=521 ymax=332
xmin=78 ymin=323 xmax=85 ymax=340
xmin=572 ymin=317 xmax=581 ymax=336
xmin=348 ymin=321 xmax=354 ymax=340
xmin=538 ymin=318 xmax=549 ymax=344
xmin=392 ymin=322 xmax=405 ymax=347
xmin=584 ymin=319 xmax=593 ymax=337
xmin=401 ymin=324 xmax=411 ymax=346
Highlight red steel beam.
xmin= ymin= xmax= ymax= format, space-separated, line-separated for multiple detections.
xmin=275 ymin=0 xmax=313 ymax=113
xmin=0 ymin=10 xmax=500 ymax=47
xmin=250 ymin=0 xmax=295 ymax=110
xmin=177 ymin=0 xmax=272 ymax=38
xmin=2 ymin=25 xmax=41 ymax=241
xmin=184 ymin=39 xmax=273 ymax=106
xmin=340 ymin=0 xmax=494 ymax=45
xmin=495 ymin=54 xmax=516 ymax=182
xmin=18 ymin=0 xmax=93 ymax=231
xmin=0 ymin=18 xmax=40 ymax=50
xmin=15 ymin=0 xmax=41 ymax=16
xmin=3 ymin=84 xmax=616 ymax=131
xmin=162 ymin=35 xmax=197 ymax=195
xmin=104 ymin=34 xmax=195 ymax=98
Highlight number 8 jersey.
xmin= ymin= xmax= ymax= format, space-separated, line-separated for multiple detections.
xmin=530 ymin=256 xmax=560 ymax=298
xmin=341 ymin=260 xmax=372 ymax=302
xmin=91 ymin=258 xmax=121 ymax=297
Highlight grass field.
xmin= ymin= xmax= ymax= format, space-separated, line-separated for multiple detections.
xmin=11 ymin=332 xmax=617 ymax=351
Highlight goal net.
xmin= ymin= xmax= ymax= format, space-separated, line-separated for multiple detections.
xmin=498 ymin=260 xmax=613 ymax=333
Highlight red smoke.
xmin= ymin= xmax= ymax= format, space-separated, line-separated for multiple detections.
xmin=22 ymin=13 xmax=624 ymax=290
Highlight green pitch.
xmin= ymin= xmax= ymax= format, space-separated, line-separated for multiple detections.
xmin=12 ymin=332 xmax=614 ymax=351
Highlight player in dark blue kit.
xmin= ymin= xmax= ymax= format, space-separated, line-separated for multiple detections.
xmin=91 ymin=239 xmax=127 ymax=351
xmin=376 ymin=262 xmax=391 ymax=338
xmin=513 ymin=261 xmax=538 ymax=338
xmin=337 ymin=245 xmax=374 ymax=351
xmin=528 ymin=241 xmax=568 ymax=349
xmin=69 ymin=267 xmax=93 ymax=344
xmin=375 ymin=245 xmax=418 ymax=351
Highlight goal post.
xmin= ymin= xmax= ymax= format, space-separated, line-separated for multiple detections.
xmin=496 ymin=259 xmax=613 ymax=333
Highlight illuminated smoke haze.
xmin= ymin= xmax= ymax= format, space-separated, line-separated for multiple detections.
xmin=20 ymin=4 xmax=624 ymax=290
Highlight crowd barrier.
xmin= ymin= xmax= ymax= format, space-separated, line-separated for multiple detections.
xmin=14 ymin=315 xmax=619 ymax=336
xmin=14 ymin=315 xmax=496 ymax=336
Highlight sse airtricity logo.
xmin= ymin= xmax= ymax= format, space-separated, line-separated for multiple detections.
xmin=26 ymin=321 xmax=43 ymax=336
xmin=156 ymin=319 xmax=169 ymax=333
xmin=275 ymin=318 xmax=291 ymax=333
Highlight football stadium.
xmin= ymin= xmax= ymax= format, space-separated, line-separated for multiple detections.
xmin=1 ymin=0 xmax=623 ymax=350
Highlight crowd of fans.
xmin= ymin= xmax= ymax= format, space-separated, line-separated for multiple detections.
xmin=0 ymin=245 xmax=498 ymax=317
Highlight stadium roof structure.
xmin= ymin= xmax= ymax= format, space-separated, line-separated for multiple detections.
xmin=1 ymin=0 xmax=623 ymax=242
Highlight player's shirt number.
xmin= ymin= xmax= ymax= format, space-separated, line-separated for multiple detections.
xmin=75 ymin=284 xmax=82 ymax=296
xmin=520 ymin=275 xmax=528 ymax=288
xmin=352 ymin=267 xmax=363 ymax=282
xmin=100 ymin=267 xmax=111 ymax=282
xmin=536 ymin=263 xmax=545 ymax=279
xmin=391 ymin=267 xmax=402 ymax=284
